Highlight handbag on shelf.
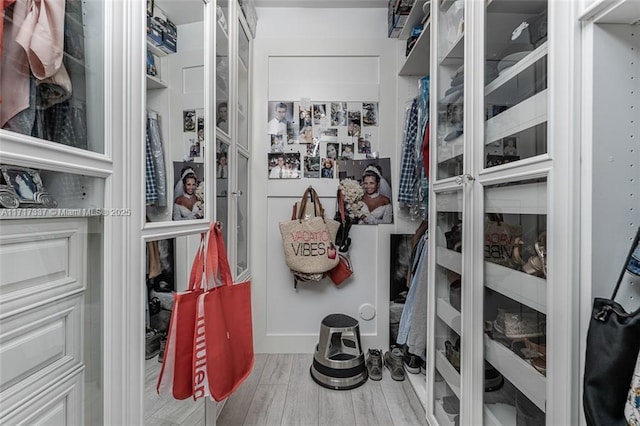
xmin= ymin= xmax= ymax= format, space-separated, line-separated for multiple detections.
xmin=193 ymin=223 xmax=254 ymax=402
xmin=156 ymin=232 xmax=207 ymax=400
xmin=584 ymin=227 xmax=640 ymax=426
xmin=279 ymin=186 xmax=340 ymax=275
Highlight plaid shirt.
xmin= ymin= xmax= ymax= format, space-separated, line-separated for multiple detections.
xmin=145 ymin=132 xmax=158 ymax=205
xmin=398 ymin=98 xmax=419 ymax=203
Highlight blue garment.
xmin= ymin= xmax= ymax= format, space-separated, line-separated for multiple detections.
xmin=397 ymin=236 xmax=427 ymax=346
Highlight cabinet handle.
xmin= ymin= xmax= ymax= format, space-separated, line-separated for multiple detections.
xmin=455 ymin=174 xmax=475 ymax=186
xmin=232 ymin=190 xmax=243 ymax=197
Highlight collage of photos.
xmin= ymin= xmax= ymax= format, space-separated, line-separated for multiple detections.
xmin=183 ymin=108 xmax=205 ymax=161
xmin=266 ymin=100 xmax=380 ymax=181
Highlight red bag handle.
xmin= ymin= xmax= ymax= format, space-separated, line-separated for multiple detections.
xmin=188 ymin=232 xmax=207 ymax=291
xmin=198 ymin=222 xmax=233 ymax=290
xmin=212 ymin=223 xmax=234 ymax=287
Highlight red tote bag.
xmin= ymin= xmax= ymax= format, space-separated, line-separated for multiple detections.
xmin=156 ymin=233 xmax=207 ymax=400
xmin=193 ymin=223 xmax=254 ymax=401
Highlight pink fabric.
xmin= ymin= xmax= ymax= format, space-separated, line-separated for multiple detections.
xmin=1 ymin=0 xmax=65 ymax=127
xmin=0 ymin=0 xmax=17 ymax=104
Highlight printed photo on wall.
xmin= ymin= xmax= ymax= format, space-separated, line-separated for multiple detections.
xmin=307 ymin=140 xmax=320 ymax=156
xmin=197 ymin=116 xmax=205 ymax=143
xmin=331 ymin=102 xmax=347 ymax=126
xmin=298 ymin=105 xmax=312 ymax=130
xmin=183 ymin=110 xmax=196 ymax=132
xmin=270 ymin=134 xmax=285 ymax=153
xmin=216 ymin=152 xmax=228 ymax=179
xmin=336 ymin=158 xmax=393 ymax=225
xmin=363 ymin=102 xmax=379 ymax=126
xmin=319 ymin=127 xmax=338 ymax=142
xmin=298 ymin=125 xmax=313 ymax=144
xmin=267 ymin=101 xmax=294 ymax=141
xmin=187 ymin=137 xmax=201 ymax=159
xmin=268 ymin=152 xmax=301 ymax=179
xmin=216 ymin=101 xmax=229 ymax=133
xmin=304 ymin=156 xmax=321 ymax=179
xmin=341 ymin=143 xmax=355 ymax=160
xmin=313 ymin=103 xmax=327 ymax=125
xmin=321 ymin=158 xmax=335 ymax=179
xmin=357 ymin=136 xmax=372 ymax=155
xmin=326 ymin=142 xmax=339 ymax=160
xmin=172 ymin=161 xmax=204 ymax=221
xmin=347 ymin=110 xmax=362 ymax=137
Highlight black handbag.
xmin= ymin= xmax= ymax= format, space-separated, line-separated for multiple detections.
xmin=583 ymin=227 xmax=640 ymax=426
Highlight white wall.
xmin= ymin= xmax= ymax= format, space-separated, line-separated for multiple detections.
xmin=250 ymin=7 xmax=424 ymax=353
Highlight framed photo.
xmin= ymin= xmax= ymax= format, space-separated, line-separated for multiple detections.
xmin=0 ymin=165 xmax=57 ymax=208
xmin=268 ymin=153 xmax=301 ymax=179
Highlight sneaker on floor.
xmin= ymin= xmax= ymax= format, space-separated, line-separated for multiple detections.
xmin=384 ymin=348 xmax=405 ymax=381
xmin=366 ymin=349 xmax=383 ymax=381
xmin=401 ymin=346 xmax=424 ymax=374
xmin=145 ymin=329 xmax=161 ymax=360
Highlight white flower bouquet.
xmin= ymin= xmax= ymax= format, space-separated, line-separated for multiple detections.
xmin=339 ymin=178 xmax=365 ymax=220
xmin=194 ymin=181 xmax=205 ymax=215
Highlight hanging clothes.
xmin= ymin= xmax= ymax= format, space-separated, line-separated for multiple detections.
xmin=145 ymin=131 xmax=158 ymax=205
xmin=398 ymin=97 xmax=419 ymax=204
xmin=396 ymin=231 xmax=428 ymax=349
xmin=147 ymin=111 xmax=167 ymax=206
xmin=1 ymin=0 xmax=66 ymax=127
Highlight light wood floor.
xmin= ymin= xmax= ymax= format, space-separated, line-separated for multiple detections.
xmin=146 ymin=353 xmax=427 ymax=426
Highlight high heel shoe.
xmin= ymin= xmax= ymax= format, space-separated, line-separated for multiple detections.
xmin=511 ymin=237 xmax=525 ymax=266
xmin=534 ymin=232 xmax=547 ymax=278
xmin=522 ymin=232 xmax=547 ymax=278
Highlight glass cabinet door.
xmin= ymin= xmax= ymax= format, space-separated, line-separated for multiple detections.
xmin=482 ymin=2 xmax=549 ymax=422
xmin=482 ymin=179 xmax=547 ymax=424
xmin=1 ymin=0 xmax=104 ymax=153
xmin=145 ymin=0 xmax=207 ymax=223
xmin=483 ymin=0 xmax=548 ymax=169
xmin=433 ymin=190 xmax=463 ymax=425
xmin=216 ymin=0 xmax=230 ymax=136
xmin=237 ymin=18 xmax=250 ymax=151
xmin=236 ymin=152 xmax=249 ymax=276
xmin=216 ymin=139 xmax=230 ymax=243
xmin=435 ymin=0 xmax=465 ymax=180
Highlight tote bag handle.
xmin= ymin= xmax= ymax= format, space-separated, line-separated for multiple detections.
xmin=611 ymin=226 xmax=640 ymax=300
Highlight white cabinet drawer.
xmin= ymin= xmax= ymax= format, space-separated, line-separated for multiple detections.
xmin=0 ymin=218 xmax=87 ymax=317
xmin=0 ymin=367 xmax=84 ymax=425
xmin=0 ymin=295 xmax=83 ymax=413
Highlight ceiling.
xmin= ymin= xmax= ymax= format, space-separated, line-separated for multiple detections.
xmin=253 ymin=0 xmax=387 ymax=7
xmin=156 ymin=0 xmax=387 ymax=25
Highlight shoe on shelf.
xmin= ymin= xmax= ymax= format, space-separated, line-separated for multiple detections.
xmin=503 ymin=312 xmax=545 ymax=339
xmin=484 ymin=361 xmax=504 ymax=392
xmin=384 ymin=347 xmax=406 ymax=381
xmin=531 ymin=355 xmax=546 ymax=376
xmin=401 ymin=345 xmax=425 ymax=374
xmin=442 ymin=394 xmax=460 ymax=415
xmin=366 ymin=349 xmax=383 ymax=381
xmin=444 ymin=339 xmax=460 ymax=372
